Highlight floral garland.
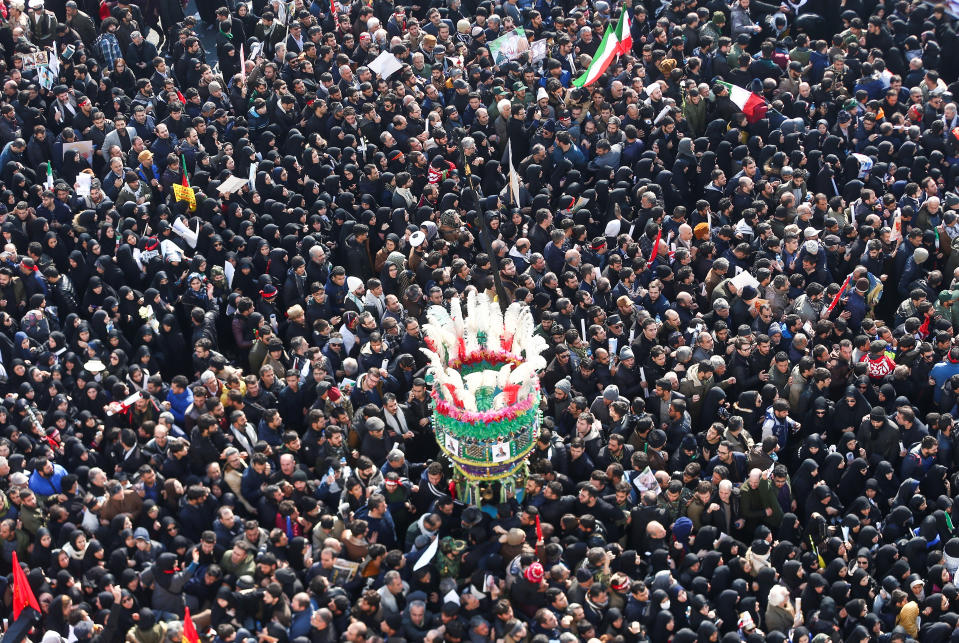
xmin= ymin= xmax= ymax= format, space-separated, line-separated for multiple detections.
xmin=434 ymin=406 xmax=539 ymax=444
xmin=446 ymin=348 xmax=524 ymax=372
xmin=434 ymin=391 xmax=537 ymax=426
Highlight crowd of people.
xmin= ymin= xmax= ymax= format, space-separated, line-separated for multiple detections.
xmin=2 ymin=0 xmax=959 ymax=641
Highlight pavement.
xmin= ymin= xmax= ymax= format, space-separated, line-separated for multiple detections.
xmin=185 ymin=0 xmax=221 ymax=67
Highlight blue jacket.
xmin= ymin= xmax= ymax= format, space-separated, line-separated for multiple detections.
xmin=931 ymin=359 xmax=959 ymax=403
xmin=241 ymin=466 xmax=268 ymax=506
xmin=901 ymin=444 xmax=936 ymax=479
xmin=550 ymin=141 xmax=586 ymax=169
xmin=288 ymin=608 xmax=314 ymax=640
xmin=165 ymin=388 xmax=194 ymax=424
xmin=844 ymin=290 xmax=868 ymax=332
xmin=28 ymin=463 xmax=66 ymax=497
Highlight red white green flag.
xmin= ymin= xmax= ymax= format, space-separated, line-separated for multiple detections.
xmin=572 ymin=5 xmax=630 ymax=88
xmin=614 ymin=8 xmax=632 ymax=56
xmin=717 ymin=81 xmax=766 ymax=123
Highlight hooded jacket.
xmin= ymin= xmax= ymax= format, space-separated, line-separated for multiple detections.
xmin=140 ymin=552 xmax=198 ymax=617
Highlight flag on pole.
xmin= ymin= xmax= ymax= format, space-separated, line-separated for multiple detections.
xmin=45 ymin=162 xmax=53 ymax=190
xmin=826 ymin=274 xmax=852 ymax=313
xmin=183 ymin=606 xmax=201 ymax=643
xmin=10 ymin=552 xmax=39 ymax=620
xmin=613 ymin=8 xmax=632 ymax=56
xmin=646 ymin=228 xmax=662 ymax=267
xmin=716 ymin=81 xmax=767 ymax=123
xmin=176 ymin=89 xmax=186 ymax=104
xmin=174 ymin=157 xmax=196 ymax=211
xmin=1 ymin=551 xmax=41 ymax=643
xmin=572 ymin=5 xmax=630 ymax=87
xmin=506 ymin=139 xmax=521 ymax=206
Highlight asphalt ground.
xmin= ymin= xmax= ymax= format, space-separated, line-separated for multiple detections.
xmin=183 ymin=0 xmax=221 ymax=67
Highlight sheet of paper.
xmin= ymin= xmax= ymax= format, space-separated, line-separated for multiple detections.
xmin=75 ymin=172 xmax=91 ymax=197
xmin=729 ymin=270 xmax=760 ymax=293
xmin=368 ymin=51 xmax=403 ymax=80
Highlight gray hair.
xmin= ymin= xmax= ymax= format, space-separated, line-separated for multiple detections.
xmin=768 ymin=584 xmax=789 ymax=607
xmin=384 ymin=570 xmax=402 ymax=583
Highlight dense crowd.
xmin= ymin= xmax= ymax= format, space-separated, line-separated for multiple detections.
xmin=2 ymin=0 xmax=959 ymax=642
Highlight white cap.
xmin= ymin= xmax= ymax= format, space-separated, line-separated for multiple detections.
xmin=28 ymin=0 xmax=43 ymax=8
xmin=803 ymin=227 xmax=820 ymax=238
xmin=536 ymin=86 xmax=548 ymax=101
xmin=347 ymin=276 xmax=364 ymax=292
xmin=803 ymin=240 xmax=819 ymax=254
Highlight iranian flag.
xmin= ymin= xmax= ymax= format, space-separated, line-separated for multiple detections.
xmin=572 ymin=5 xmax=631 ymax=88
xmin=614 ymin=8 xmax=632 ymax=56
xmin=717 ymin=81 xmax=767 ymax=123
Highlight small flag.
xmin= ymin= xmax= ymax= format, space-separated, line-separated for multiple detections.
xmin=919 ymin=313 xmax=931 ymax=338
xmin=181 ymin=154 xmax=190 ymax=187
xmin=44 ymin=163 xmax=53 ymax=190
xmin=646 ymin=228 xmax=662 ymax=267
xmin=240 ymin=43 xmax=246 ymax=84
xmin=172 ymin=184 xmax=197 ymax=212
xmin=614 ymin=7 xmax=632 ymax=56
xmin=535 ymin=515 xmax=543 ymax=542
xmin=809 ymin=535 xmax=826 ymax=569
xmin=183 ymin=606 xmax=200 ymax=643
xmin=827 ymin=274 xmax=852 ymax=313
xmin=330 ymin=0 xmax=336 ymax=14
xmin=717 ymin=81 xmax=767 ymax=123
xmin=176 ymin=89 xmax=186 ymax=104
